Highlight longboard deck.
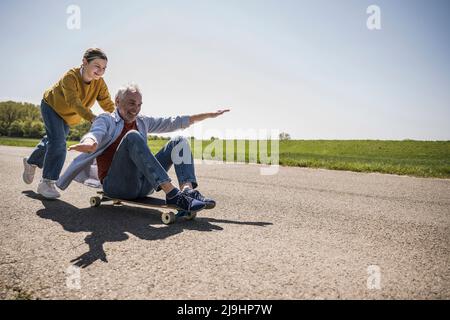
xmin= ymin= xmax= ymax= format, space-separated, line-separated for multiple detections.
xmin=100 ymin=191 xmax=170 ymax=208
xmin=89 ymin=191 xmax=199 ymax=225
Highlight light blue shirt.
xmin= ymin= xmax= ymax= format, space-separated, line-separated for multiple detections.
xmin=57 ymin=109 xmax=190 ymax=190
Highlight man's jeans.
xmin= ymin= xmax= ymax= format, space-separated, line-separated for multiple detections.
xmin=102 ymin=130 xmax=198 ymax=200
xmin=27 ymin=100 xmax=70 ymax=181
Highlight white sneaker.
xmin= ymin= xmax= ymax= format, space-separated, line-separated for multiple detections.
xmin=37 ymin=179 xmax=61 ymax=199
xmin=23 ymin=157 xmax=37 ymax=184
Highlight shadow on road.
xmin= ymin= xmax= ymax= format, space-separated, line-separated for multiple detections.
xmin=23 ymin=191 xmax=272 ymax=269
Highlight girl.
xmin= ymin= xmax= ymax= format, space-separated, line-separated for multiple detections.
xmin=23 ymin=48 xmax=115 ymax=199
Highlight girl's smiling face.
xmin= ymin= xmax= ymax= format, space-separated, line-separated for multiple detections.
xmin=82 ymin=58 xmax=107 ymax=82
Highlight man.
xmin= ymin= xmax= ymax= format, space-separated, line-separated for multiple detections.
xmin=57 ymin=83 xmax=229 ymax=212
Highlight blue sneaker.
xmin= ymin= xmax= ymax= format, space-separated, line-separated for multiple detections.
xmin=166 ymin=189 xmax=206 ymax=212
xmin=182 ymin=189 xmax=216 ymax=209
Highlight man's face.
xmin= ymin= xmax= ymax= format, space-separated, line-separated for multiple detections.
xmin=116 ymin=91 xmax=142 ymax=123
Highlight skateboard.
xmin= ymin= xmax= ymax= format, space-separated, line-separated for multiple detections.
xmin=89 ymin=191 xmax=199 ymax=225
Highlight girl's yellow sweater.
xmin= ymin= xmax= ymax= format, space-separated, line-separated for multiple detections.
xmin=43 ymin=66 xmax=115 ymax=126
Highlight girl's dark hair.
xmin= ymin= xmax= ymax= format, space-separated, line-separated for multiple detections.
xmin=83 ymin=48 xmax=108 ymax=63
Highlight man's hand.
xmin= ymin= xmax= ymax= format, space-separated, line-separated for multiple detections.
xmin=68 ymin=138 xmax=97 ymax=153
xmin=208 ymin=109 xmax=230 ymax=118
xmin=189 ymin=109 xmax=230 ymax=125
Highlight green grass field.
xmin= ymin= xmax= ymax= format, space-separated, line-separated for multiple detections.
xmin=1 ymin=137 xmax=449 ymax=178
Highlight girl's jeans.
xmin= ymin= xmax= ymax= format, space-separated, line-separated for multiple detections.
xmin=27 ymin=100 xmax=70 ymax=181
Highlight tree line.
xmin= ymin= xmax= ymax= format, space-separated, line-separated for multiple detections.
xmin=0 ymin=101 xmax=91 ymax=140
xmin=1 ymin=101 xmax=290 ymax=141
xmin=0 ymin=101 xmax=171 ymax=141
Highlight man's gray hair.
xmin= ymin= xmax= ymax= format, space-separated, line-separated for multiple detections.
xmin=115 ymin=83 xmax=142 ymax=101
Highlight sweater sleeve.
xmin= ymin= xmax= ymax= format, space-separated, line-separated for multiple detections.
xmin=61 ymin=74 xmax=96 ymax=122
xmin=96 ymin=78 xmax=115 ymax=113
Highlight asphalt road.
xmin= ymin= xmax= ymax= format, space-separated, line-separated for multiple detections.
xmin=0 ymin=146 xmax=449 ymax=299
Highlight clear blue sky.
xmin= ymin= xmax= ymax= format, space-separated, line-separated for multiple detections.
xmin=1 ymin=0 xmax=449 ymax=139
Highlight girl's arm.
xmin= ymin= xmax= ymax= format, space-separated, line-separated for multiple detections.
xmin=96 ymin=78 xmax=115 ymax=113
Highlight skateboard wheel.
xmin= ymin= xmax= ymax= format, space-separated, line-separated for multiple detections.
xmin=185 ymin=212 xmax=197 ymax=220
xmin=113 ymin=200 xmax=122 ymax=205
xmin=90 ymin=196 xmax=101 ymax=207
xmin=161 ymin=212 xmax=176 ymax=225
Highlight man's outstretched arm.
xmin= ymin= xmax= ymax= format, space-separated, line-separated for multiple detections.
xmin=189 ymin=109 xmax=230 ymax=125
xmin=67 ymin=115 xmax=110 ymax=153
xmin=68 ymin=138 xmax=97 ymax=153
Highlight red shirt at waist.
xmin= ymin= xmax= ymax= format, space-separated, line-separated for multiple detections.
xmin=97 ymin=121 xmax=137 ymax=183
